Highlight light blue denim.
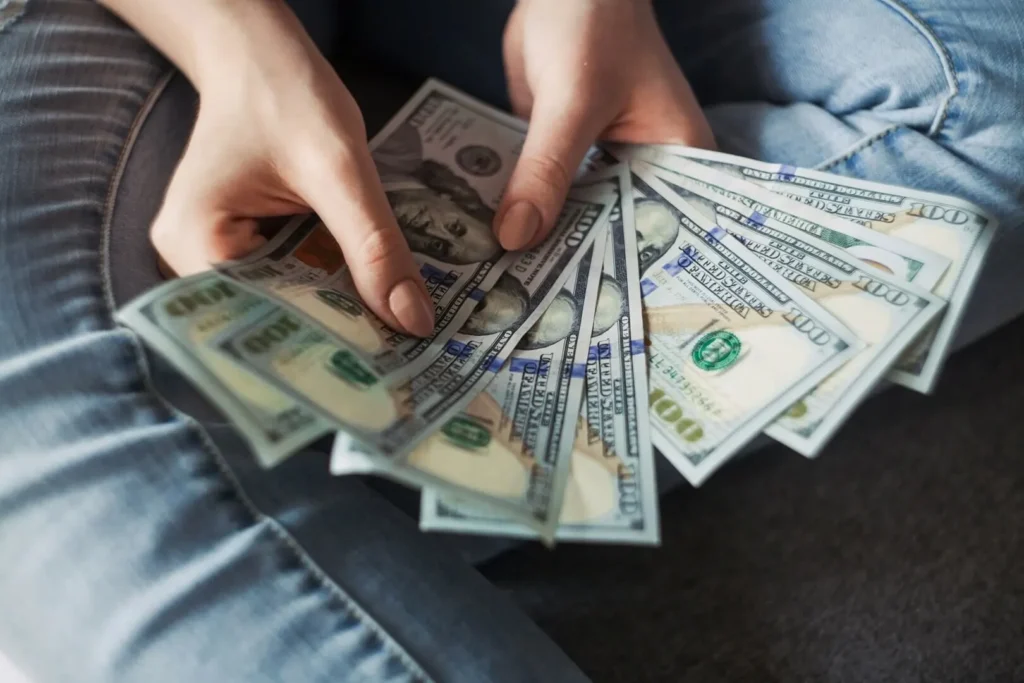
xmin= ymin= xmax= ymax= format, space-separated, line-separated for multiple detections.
xmin=0 ymin=0 xmax=1021 ymax=681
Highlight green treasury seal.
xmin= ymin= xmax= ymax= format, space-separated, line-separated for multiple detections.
xmin=692 ymin=330 xmax=742 ymax=371
xmin=442 ymin=415 xmax=492 ymax=451
xmin=328 ymin=350 xmax=378 ymax=388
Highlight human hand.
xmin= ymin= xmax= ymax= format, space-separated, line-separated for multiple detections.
xmin=497 ymin=0 xmax=715 ymax=250
xmin=150 ymin=1 xmax=435 ymax=337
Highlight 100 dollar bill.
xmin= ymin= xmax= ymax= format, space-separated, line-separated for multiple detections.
xmin=614 ymin=146 xmax=951 ymax=292
xmin=420 ymin=166 xmax=661 ymax=544
xmin=558 ymin=167 xmax=659 ymax=543
xmin=218 ymin=188 xmax=614 ymax=537
xmin=217 ymin=79 xmax=609 ymax=389
xmin=218 ymin=215 xmax=514 ymax=387
xmin=115 ymin=274 xmax=330 ymax=467
xmin=639 ymin=158 xmax=946 ymax=456
xmin=631 ymin=166 xmax=862 ymax=485
xmin=660 ymin=146 xmax=996 ymax=393
xmin=416 ymin=237 xmax=605 ymax=542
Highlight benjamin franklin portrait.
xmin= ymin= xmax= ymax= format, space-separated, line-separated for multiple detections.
xmin=389 ymin=185 xmax=502 ymax=265
xmin=634 ymin=198 xmax=680 ymax=276
xmin=591 ymin=275 xmax=626 ymax=338
xmin=519 ymin=290 xmax=579 ymax=350
xmin=375 ymin=121 xmax=502 ymax=265
xmin=461 ymin=271 xmax=584 ymax=350
xmin=461 ymin=272 xmax=530 ymax=336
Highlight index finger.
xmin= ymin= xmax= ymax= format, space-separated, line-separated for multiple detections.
xmin=301 ymin=146 xmax=435 ymax=338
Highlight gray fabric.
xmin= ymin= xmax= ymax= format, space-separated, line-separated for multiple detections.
xmin=487 ymin=315 xmax=1024 ymax=683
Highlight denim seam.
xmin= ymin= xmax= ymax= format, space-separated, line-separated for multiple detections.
xmin=99 ymin=67 xmax=175 ymax=314
xmin=872 ymin=0 xmax=960 ymax=138
xmin=815 ymin=124 xmax=901 ymax=172
xmin=98 ymin=72 xmax=434 ymax=683
xmin=816 ymin=0 xmax=960 ymax=173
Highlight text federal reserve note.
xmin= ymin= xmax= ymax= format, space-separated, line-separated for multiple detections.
xmin=416 ymin=237 xmax=605 ymax=542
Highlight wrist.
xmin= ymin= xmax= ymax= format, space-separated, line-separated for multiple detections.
xmin=98 ymin=0 xmax=306 ymax=94
xmin=183 ymin=0 xmax=310 ymax=93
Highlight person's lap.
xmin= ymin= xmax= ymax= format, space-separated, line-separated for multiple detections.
xmin=1 ymin=0 xmax=1021 ymax=681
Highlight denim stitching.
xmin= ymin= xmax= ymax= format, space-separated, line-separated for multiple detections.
xmin=815 ymin=0 xmax=962 ymax=173
xmin=98 ymin=70 xmax=434 ymax=683
xmin=99 ymin=67 xmax=176 ymax=314
xmin=0 ymin=0 xmax=28 ymax=32
xmin=816 ymin=0 xmax=961 ymax=173
xmin=816 ymin=124 xmax=901 ymax=172
xmin=873 ymin=0 xmax=960 ymax=138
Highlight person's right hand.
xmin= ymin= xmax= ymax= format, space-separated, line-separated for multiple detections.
xmin=150 ymin=0 xmax=435 ymax=337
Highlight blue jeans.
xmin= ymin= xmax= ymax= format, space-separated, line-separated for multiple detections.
xmin=0 ymin=1 xmax=1021 ymax=681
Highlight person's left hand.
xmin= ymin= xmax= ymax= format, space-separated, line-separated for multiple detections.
xmin=496 ymin=0 xmax=716 ymax=250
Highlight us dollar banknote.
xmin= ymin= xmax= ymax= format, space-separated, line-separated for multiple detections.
xmin=217 ymin=80 xmax=535 ymax=385
xmin=216 ymin=187 xmax=614 ymax=538
xmin=419 ymin=166 xmax=661 ymax=545
xmin=630 ymin=165 xmax=861 ymax=486
xmin=638 ymin=158 xmax=946 ymax=456
xmin=218 ymin=80 xmax=613 ymax=388
xmin=613 ymin=145 xmax=952 ymax=292
xmin=115 ymin=274 xmax=330 ymax=467
xmin=415 ymin=237 xmax=605 ymax=541
xmin=557 ymin=167 xmax=658 ymax=543
xmin=217 ymin=214 xmax=513 ymax=387
xmin=657 ymin=146 xmax=997 ymax=393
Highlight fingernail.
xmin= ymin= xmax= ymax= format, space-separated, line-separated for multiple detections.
xmin=498 ymin=201 xmax=542 ymax=251
xmin=389 ymin=278 xmax=435 ymax=337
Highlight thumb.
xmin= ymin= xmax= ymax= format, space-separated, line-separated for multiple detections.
xmin=151 ymin=148 xmax=268 ymax=279
xmin=301 ymin=146 xmax=436 ymax=338
xmin=496 ymin=97 xmax=607 ymax=251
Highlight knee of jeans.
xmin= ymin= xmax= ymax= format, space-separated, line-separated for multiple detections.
xmin=824 ymin=1 xmax=959 ymax=139
xmin=680 ymin=0 xmax=963 ymax=142
xmin=821 ymin=1 xmax=1024 ymax=214
xmin=817 ymin=1 xmax=1024 ymax=161
xmin=906 ymin=3 xmax=1024 ymax=204
xmin=0 ymin=0 xmax=28 ymax=32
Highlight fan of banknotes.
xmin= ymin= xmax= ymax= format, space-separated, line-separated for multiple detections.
xmin=117 ymin=80 xmax=997 ymax=546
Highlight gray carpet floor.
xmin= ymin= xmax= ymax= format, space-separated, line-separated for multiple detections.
xmin=485 ymin=316 xmax=1024 ymax=683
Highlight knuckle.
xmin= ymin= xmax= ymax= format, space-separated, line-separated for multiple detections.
xmin=150 ymin=210 xmax=226 ymax=273
xmin=356 ymin=226 xmax=406 ymax=272
xmin=149 ymin=219 xmax=171 ymax=250
xmin=294 ymin=112 xmax=369 ymax=183
xmin=302 ymin=141 xmax=359 ymax=184
xmin=520 ymin=152 xmax=574 ymax=195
